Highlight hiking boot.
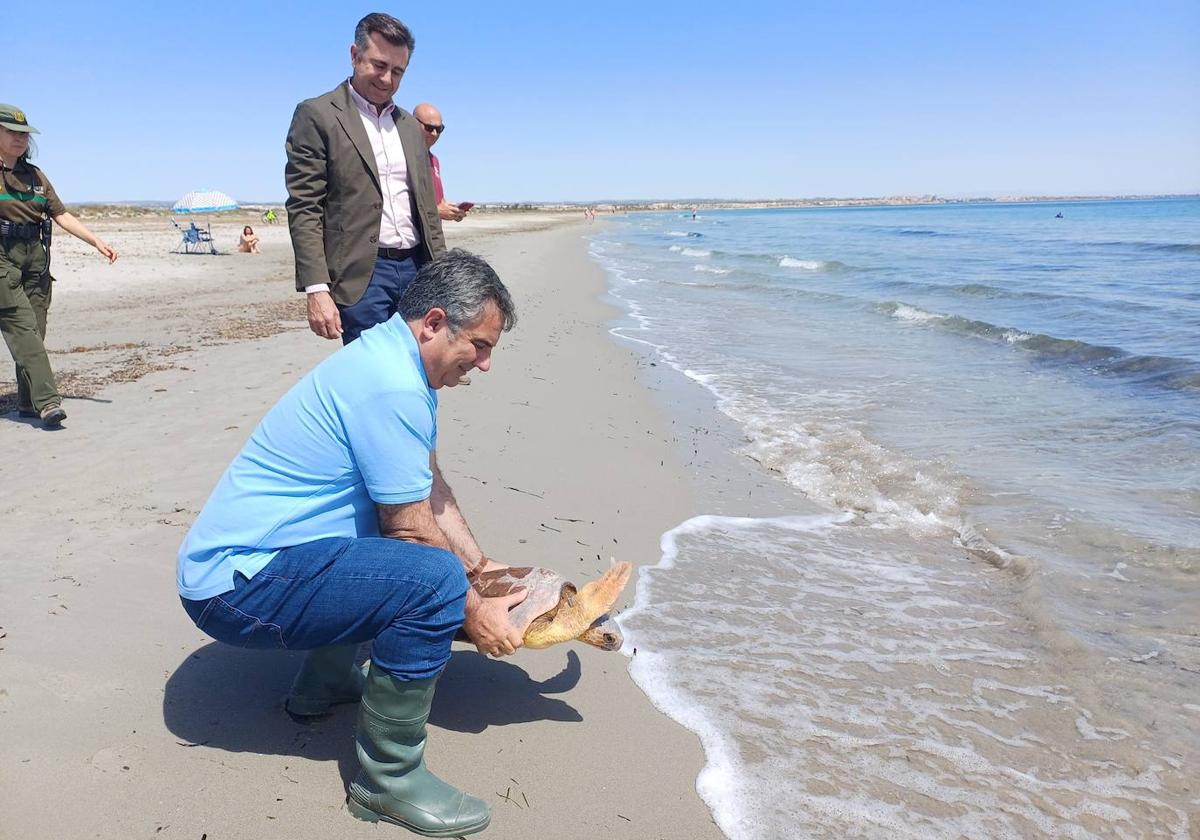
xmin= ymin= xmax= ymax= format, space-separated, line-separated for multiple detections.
xmin=40 ymin=403 xmax=67 ymax=427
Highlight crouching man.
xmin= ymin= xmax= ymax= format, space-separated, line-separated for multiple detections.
xmin=177 ymin=249 xmax=524 ymax=836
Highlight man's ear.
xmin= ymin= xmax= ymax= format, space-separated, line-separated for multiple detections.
xmin=419 ymin=307 xmax=448 ymax=340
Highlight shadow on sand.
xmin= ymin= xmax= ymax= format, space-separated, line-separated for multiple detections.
xmin=161 ymin=642 xmax=583 ymax=785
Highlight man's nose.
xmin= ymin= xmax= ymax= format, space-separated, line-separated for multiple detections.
xmin=475 ymin=350 xmax=492 ymax=372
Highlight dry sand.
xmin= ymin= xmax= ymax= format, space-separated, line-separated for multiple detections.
xmin=0 ymin=214 xmax=724 ymax=839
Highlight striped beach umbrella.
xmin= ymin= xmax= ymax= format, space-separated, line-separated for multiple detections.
xmin=172 ymin=189 xmax=239 ymax=214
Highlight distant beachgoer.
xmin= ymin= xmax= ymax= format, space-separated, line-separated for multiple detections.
xmin=285 ymin=12 xmax=445 ymax=344
xmin=0 ymin=103 xmax=118 ymax=428
xmin=413 ymin=102 xmax=470 ymax=224
xmin=238 ymin=225 xmax=260 ymax=254
xmin=262 ymin=208 xmax=278 ymax=225
xmin=1055 ymin=212 xmax=1064 ymax=219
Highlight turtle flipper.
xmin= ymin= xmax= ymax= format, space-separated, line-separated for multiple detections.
xmin=575 ymin=561 xmax=632 ymax=617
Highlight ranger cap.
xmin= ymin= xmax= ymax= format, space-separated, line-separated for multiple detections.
xmin=0 ymin=105 xmax=38 ymax=134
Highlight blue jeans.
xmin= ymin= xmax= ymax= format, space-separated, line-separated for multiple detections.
xmin=180 ymin=537 xmax=468 ymax=681
xmin=339 ymin=254 xmax=421 ymax=344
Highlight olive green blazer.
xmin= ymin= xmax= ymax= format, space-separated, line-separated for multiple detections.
xmin=284 ymin=81 xmax=446 ymax=306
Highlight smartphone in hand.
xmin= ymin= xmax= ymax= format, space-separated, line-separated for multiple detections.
xmin=457 ymin=201 xmax=475 ymax=212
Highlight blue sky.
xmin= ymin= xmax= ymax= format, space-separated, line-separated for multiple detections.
xmin=8 ymin=1 xmax=1198 ymax=203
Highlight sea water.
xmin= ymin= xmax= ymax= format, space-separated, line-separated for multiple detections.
xmin=591 ymin=200 xmax=1199 ymax=838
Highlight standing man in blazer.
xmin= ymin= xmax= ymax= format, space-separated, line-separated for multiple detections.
xmin=286 ymin=12 xmax=446 ymax=344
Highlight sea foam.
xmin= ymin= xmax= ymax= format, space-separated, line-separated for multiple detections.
xmin=779 ymin=256 xmax=831 ymax=270
xmin=620 ymin=516 xmax=1193 ymax=839
xmin=591 ymin=204 xmax=1200 ymax=837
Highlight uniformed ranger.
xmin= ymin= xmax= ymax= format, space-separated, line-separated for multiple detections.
xmin=0 ymin=104 xmax=118 ymax=427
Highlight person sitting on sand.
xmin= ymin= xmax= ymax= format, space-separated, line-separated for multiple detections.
xmin=177 ymin=250 xmax=525 ymax=837
xmin=237 ymin=225 xmax=260 ymax=254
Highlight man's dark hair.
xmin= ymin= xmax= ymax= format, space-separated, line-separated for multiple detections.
xmin=354 ymin=12 xmax=415 ymax=53
xmin=399 ymin=249 xmax=517 ymax=332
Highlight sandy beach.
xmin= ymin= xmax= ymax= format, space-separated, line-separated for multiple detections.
xmin=0 ymin=214 xmax=724 ymax=839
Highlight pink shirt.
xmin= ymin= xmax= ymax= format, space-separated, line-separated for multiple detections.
xmin=429 ymin=152 xmax=444 ymax=204
xmin=347 ymin=83 xmax=419 ymax=249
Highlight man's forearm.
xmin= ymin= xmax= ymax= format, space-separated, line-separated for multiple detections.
xmin=429 ymin=460 xmax=486 ymax=572
xmin=377 ymin=500 xmax=452 ymax=553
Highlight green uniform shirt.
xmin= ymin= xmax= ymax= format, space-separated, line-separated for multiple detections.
xmin=0 ymin=160 xmax=66 ymax=223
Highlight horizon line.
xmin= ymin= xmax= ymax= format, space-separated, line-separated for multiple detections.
xmin=69 ymin=192 xmax=1200 ymax=208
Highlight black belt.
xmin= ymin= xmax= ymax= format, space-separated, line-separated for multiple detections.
xmin=377 ymin=246 xmax=418 ymax=261
xmin=0 ymin=220 xmax=45 ymax=241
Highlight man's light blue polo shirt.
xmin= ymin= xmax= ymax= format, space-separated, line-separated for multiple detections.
xmin=177 ymin=316 xmax=437 ymax=600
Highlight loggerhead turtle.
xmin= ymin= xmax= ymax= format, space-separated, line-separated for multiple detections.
xmin=463 ymin=561 xmax=633 ymax=650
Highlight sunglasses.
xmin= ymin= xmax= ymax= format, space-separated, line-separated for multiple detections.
xmin=418 ymin=120 xmax=445 ymax=135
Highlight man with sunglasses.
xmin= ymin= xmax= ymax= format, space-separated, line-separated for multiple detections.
xmin=413 ymin=102 xmax=470 ymax=224
xmin=286 ymin=13 xmax=445 ymax=344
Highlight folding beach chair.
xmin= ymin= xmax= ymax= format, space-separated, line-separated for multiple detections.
xmin=171 ymin=218 xmax=218 ymax=254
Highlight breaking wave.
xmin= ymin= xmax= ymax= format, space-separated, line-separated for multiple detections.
xmin=1094 ymin=240 xmax=1200 ymax=254
xmin=877 ymin=302 xmax=1200 ymax=392
xmin=779 ymin=256 xmax=844 ymax=271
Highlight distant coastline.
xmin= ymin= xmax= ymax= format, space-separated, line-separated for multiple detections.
xmin=525 ymin=193 xmax=1200 ymax=213
xmin=68 ymin=193 xmax=1198 ymax=219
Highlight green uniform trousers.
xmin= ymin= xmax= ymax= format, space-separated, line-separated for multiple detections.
xmin=0 ymin=238 xmax=58 ymax=412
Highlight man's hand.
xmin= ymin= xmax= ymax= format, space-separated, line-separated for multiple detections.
xmin=463 ymin=587 xmax=529 ymax=657
xmin=437 ymin=200 xmax=466 ymax=222
xmin=306 ymin=290 xmax=343 ymax=339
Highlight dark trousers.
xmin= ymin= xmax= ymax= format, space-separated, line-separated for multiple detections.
xmin=0 ymin=240 xmax=57 ymax=411
xmin=339 ymin=254 xmax=422 ymax=344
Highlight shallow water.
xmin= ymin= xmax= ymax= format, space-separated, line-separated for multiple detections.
xmin=594 ymin=200 xmax=1200 ymax=838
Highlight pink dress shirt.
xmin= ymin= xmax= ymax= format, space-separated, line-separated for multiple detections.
xmin=347 ymin=83 xmax=419 ymax=249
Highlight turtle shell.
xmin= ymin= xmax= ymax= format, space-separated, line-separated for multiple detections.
xmin=457 ymin=565 xmax=627 ymax=651
xmin=471 ymin=566 xmax=575 ymax=638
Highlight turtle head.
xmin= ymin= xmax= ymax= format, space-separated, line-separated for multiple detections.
xmin=576 ymin=614 xmax=624 ymax=651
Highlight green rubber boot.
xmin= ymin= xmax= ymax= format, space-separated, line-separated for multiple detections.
xmin=284 ymin=644 xmax=367 ymax=720
xmin=347 ymin=664 xmax=491 ymax=837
